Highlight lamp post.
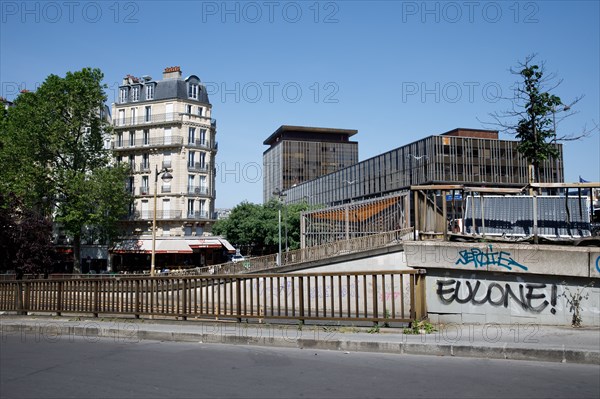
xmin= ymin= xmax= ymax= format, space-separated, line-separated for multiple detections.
xmin=552 ymin=104 xmax=570 ymax=184
xmin=151 ymin=165 xmax=173 ymax=276
xmin=273 ymin=188 xmax=287 ymax=266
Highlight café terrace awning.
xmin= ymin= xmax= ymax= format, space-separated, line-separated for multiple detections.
xmin=111 ymin=237 xmax=235 ymax=254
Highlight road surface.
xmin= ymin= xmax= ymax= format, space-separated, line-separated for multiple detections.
xmin=1 ymin=334 xmax=599 ymax=398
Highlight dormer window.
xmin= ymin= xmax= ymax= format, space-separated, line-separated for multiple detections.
xmin=119 ymin=88 xmax=128 ymax=103
xmin=188 ymin=83 xmax=199 ymax=100
xmin=132 ymin=86 xmax=140 ymax=101
xmin=146 ymin=84 xmax=154 ymax=100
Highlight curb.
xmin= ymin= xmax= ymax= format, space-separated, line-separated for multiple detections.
xmin=2 ymin=322 xmax=599 ymax=365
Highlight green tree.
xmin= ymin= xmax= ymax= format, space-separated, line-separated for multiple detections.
xmin=0 ymin=193 xmax=56 ymax=278
xmin=0 ymin=68 xmax=132 ymax=272
xmin=212 ymin=200 xmax=309 ymax=255
xmin=488 ymin=55 xmax=593 ymax=183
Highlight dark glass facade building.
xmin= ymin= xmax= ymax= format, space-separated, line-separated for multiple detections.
xmin=263 ymin=126 xmax=358 ymax=202
xmin=284 ymin=128 xmax=563 ymax=206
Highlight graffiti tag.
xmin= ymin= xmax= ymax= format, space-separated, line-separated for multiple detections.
xmin=455 ymin=245 xmax=528 ymax=271
xmin=596 ymin=256 xmax=600 ymax=274
xmin=436 ymin=279 xmax=557 ymax=314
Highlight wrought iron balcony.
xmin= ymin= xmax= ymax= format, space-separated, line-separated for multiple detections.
xmin=113 ymin=112 xmax=216 ymax=129
xmin=187 ymin=186 xmax=209 ymax=195
xmin=128 ymin=210 xmax=182 ymax=220
xmin=113 ymin=135 xmax=184 ymax=150
xmin=187 ymin=162 xmax=209 ymax=173
xmin=185 ymin=211 xmax=210 ymax=220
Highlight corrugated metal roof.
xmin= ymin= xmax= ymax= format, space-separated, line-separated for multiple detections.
xmin=464 ymin=195 xmax=591 ymax=237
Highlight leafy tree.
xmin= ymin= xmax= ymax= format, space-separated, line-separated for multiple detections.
xmin=0 ymin=193 xmax=55 ymax=278
xmin=487 ymin=54 xmax=595 ymax=183
xmin=0 ymin=68 xmax=132 ymax=272
xmin=212 ymin=200 xmax=309 ymax=255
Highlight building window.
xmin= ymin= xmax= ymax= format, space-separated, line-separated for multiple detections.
xmin=132 ymin=86 xmax=140 ymax=101
xmin=144 ymin=106 xmax=151 ymax=122
xmin=118 ymin=109 xmax=125 ymax=126
xmin=197 ymin=107 xmax=203 ymax=116
xmin=142 ymin=153 xmax=149 ymax=170
xmin=186 ymin=104 xmax=192 ymax=114
xmin=187 ymin=199 xmax=195 ymax=217
xmin=199 ymin=152 xmax=206 ymax=168
xmin=188 ymin=127 xmax=196 ymax=144
xmin=141 ymin=176 xmax=149 ymax=194
xmin=199 ymin=129 xmax=207 ymax=146
xmin=188 ymin=84 xmax=199 ymax=100
xmin=143 ymin=130 xmax=150 ymax=145
xmin=188 ymin=151 xmax=195 ymax=167
xmin=131 ymin=108 xmax=137 ymax=124
xmin=146 ymin=84 xmax=154 ymax=100
xmin=117 ymin=132 xmax=123 ymax=147
xmin=129 ymin=131 xmax=135 ymax=146
xmin=119 ymin=88 xmax=128 ymax=103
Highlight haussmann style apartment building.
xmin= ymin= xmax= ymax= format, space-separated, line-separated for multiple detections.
xmin=111 ymin=66 xmax=234 ymax=270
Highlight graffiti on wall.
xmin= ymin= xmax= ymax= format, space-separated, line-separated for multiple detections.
xmin=596 ymin=255 xmax=600 ymax=273
xmin=436 ymin=279 xmax=558 ymax=314
xmin=455 ymin=245 xmax=528 ymax=271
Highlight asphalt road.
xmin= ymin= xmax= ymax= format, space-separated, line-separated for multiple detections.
xmin=1 ymin=334 xmax=599 ymax=399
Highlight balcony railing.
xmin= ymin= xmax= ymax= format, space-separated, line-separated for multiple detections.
xmin=187 ymin=163 xmax=209 ymax=173
xmin=113 ymin=135 xmax=184 ymax=150
xmin=113 ymin=112 xmax=216 ymax=129
xmin=185 ymin=211 xmax=209 ymax=220
xmin=139 ymin=187 xmax=150 ymax=195
xmin=186 ymin=140 xmax=217 ymax=150
xmin=187 ymin=186 xmax=209 ymax=195
xmin=129 ymin=210 xmax=182 ymax=220
xmin=161 ymin=185 xmax=172 ymax=193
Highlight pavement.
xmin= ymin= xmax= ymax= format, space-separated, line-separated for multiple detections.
xmin=1 ymin=314 xmax=599 ymax=365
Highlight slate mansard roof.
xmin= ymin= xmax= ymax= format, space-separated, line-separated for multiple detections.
xmin=118 ymin=73 xmax=211 ymax=105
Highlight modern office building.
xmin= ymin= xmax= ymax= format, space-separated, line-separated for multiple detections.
xmin=284 ymin=128 xmax=563 ymax=206
xmin=111 ymin=67 xmax=230 ymax=269
xmin=263 ymin=125 xmax=358 ymax=202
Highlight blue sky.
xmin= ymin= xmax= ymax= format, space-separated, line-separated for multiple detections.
xmin=1 ymin=0 xmax=599 ymax=208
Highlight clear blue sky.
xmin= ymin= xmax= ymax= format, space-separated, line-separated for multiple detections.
xmin=2 ymin=0 xmax=599 ymax=208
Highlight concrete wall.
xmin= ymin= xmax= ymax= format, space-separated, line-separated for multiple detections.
xmin=404 ymin=242 xmax=600 ymax=326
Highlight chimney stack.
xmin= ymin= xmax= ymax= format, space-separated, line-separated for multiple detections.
xmin=163 ymin=66 xmax=182 ymax=80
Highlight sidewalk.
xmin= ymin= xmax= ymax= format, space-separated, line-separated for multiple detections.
xmin=1 ymin=315 xmax=599 ymax=365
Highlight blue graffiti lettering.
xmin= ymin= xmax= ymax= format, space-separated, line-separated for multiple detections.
xmin=596 ymin=256 xmax=600 ymax=274
xmin=455 ymin=245 xmax=528 ymax=271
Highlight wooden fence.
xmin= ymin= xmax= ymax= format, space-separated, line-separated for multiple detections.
xmin=0 ymin=270 xmax=427 ymax=325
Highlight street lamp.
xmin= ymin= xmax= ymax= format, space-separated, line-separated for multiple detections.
xmin=151 ymin=166 xmax=173 ymax=276
xmin=552 ymin=104 xmax=570 ymax=184
xmin=273 ymin=188 xmax=287 ymax=266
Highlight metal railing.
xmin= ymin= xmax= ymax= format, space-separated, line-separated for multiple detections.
xmin=113 ymin=136 xmax=184 ymax=150
xmin=0 ymin=270 xmax=426 ymax=325
xmin=113 ymin=112 xmax=216 ymax=128
xmin=186 ymin=228 xmax=414 ymax=276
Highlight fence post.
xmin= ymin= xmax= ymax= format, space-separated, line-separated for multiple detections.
xmin=236 ymin=278 xmax=242 ymax=322
xmin=135 ymin=280 xmax=140 ymax=319
xmin=16 ymin=281 xmax=27 ymax=315
xmin=181 ymin=279 xmax=188 ymax=321
xmin=414 ymin=270 xmax=428 ymax=322
xmin=298 ymin=276 xmax=305 ymax=325
xmin=93 ymin=280 xmax=99 ymax=317
xmin=57 ymin=281 xmax=63 ymax=316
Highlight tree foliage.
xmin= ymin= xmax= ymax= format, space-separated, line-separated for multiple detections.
xmin=0 ymin=68 xmax=132 ymax=272
xmin=0 ymin=193 xmax=56 ymax=278
xmin=212 ymin=200 xmax=309 ymax=255
xmin=486 ymin=54 xmax=595 ymax=183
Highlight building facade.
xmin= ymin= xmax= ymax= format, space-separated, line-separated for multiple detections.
xmin=112 ymin=67 xmax=223 ymax=269
xmin=263 ymin=125 xmax=358 ymax=202
xmin=284 ymin=128 xmax=564 ymax=206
